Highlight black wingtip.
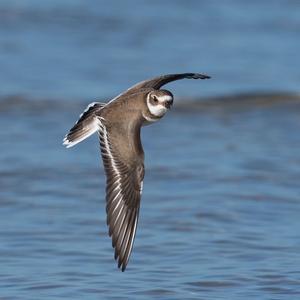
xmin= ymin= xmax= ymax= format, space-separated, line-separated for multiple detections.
xmin=190 ymin=73 xmax=211 ymax=80
xmin=118 ymin=260 xmax=127 ymax=272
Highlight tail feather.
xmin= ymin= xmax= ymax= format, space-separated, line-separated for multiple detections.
xmin=63 ymin=102 xmax=105 ymax=148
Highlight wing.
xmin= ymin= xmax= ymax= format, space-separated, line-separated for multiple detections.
xmin=97 ymin=118 xmax=144 ymax=272
xmin=63 ymin=102 xmax=106 ymax=148
xmin=124 ymin=73 xmax=210 ymax=95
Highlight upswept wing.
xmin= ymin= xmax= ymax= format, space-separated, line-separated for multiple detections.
xmin=123 ymin=73 xmax=210 ymax=95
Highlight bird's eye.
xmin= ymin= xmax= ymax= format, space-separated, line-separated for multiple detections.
xmin=153 ymin=96 xmax=158 ymax=103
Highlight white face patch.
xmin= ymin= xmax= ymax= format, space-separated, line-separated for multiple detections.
xmin=157 ymin=95 xmax=173 ymax=102
xmin=147 ymin=101 xmax=167 ymax=117
xmin=145 ymin=93 xmax=172 ymax=119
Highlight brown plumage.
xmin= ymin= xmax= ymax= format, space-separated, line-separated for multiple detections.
xmin=63 ymin=73 xmax=210 ymax=271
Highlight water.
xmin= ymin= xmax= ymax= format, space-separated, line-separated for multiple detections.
xmin=0 ymin=0 xmax=300 ymax=100
xmin=1 ymin=97 xmax=300 ymax=299
xmin=1 ymin=1 xmax=300 ymax=299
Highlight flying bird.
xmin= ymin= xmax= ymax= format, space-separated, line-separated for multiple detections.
xmin=63 ymin=73 xmax=210 ymax=271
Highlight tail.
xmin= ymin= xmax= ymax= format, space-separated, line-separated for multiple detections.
xmin=63 ymin=102 xmax=105 ymax=148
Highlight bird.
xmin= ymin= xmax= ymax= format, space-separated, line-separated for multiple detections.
xmin=63 ymin=73 xmax=210 ymax=271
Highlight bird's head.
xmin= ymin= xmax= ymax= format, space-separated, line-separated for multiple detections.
xmin=143 ymin=90 xmax=173 ymax=123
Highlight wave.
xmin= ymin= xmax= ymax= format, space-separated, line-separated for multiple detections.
xmin=0 ymin=92 xmax=300 ymax=113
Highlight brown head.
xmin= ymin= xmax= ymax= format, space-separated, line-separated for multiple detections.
xmin=142 ymin=89 xmax=173 ymax=123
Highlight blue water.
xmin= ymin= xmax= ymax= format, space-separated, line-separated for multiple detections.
xmin=1 ymin=98 xmax=300 ymax=299
xmin=1 ymin=1 xmax=300 ymax=299
xmin=0 ymin=0 xmax=300 ymax=100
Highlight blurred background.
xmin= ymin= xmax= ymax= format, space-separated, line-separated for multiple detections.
xmin=1 ymin=0 xmax=300 ymax=99
xmin=1 ymin=1 xmax=300 ymax=299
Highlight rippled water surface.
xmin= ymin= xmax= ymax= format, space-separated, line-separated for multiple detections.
xmin=1 ymin=97 xmax=300 ymax=299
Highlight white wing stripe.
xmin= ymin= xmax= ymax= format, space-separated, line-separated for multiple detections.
xmin=77 ymin=102 xmax=101 ymax=123
xmin=97 ymin=117 xmax=124 ymax=200
xmin=63 ymin=118 xmax=99 ymax=148
xmin=140 ymin=181 xmax=143 ymax=195
xmin=124 ymin=214 xmax=138 ymax=266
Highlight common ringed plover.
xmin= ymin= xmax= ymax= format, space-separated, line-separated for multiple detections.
xmin=63 ymin=73 xmax=210 ymax=271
